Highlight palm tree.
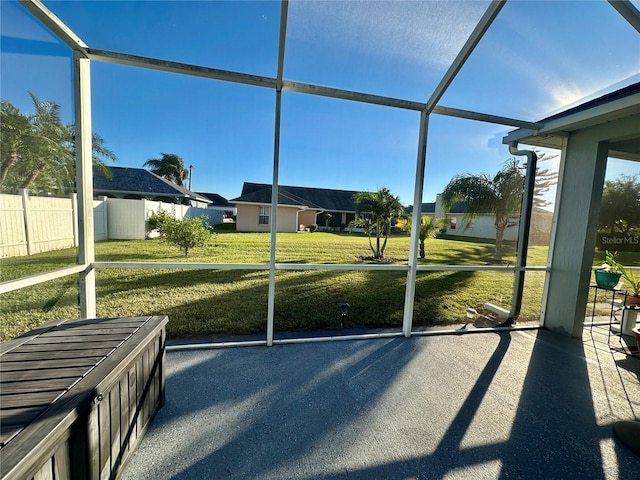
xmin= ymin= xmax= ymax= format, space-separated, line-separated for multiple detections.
xmin=351 ymin=187 xmax=406 ymax=259
xmin=1 ymin=101 xmax=32 ymax=184
xmin=144 ymin=153 xmax=189 ymax=186
xmin=441 ymin=160 xmax=524 ymax=262
xmin=398 ymin=215 xmax=448 ymax=259
xmin=0 ymin=94 xmax=116 ymax=194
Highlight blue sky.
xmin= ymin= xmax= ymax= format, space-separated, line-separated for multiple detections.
xmin=2 ymin=0 xmax=639 ymax=206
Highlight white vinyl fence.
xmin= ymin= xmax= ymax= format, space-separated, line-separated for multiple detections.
xmin=0 ymin=192 xmax=223 ymax=258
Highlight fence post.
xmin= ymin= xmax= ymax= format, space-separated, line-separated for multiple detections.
xmin=101 ymin=197 xmax=109 ymax=241
xmin=19 ymin=189 xmax=33 ymax=255
xmin=143 ymin=199 xmax=148 ymax=239
xmin=71 ymin=193 xmax=79 ymax=247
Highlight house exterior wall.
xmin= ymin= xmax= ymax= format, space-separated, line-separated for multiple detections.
xmin=236 ymin=204 xmax=267 ymax=232
xmin=236 ymin=204 xmax=318 ymax=232
xmin=298 ymin=210 xmax=319 ymax=229
xmin=276 ymin=207 xmax=299 ymax=232
xmin=444 ymin=215 xmax=518 ymax=241
xmin=431 ymin=193 xmax=521 ymax=241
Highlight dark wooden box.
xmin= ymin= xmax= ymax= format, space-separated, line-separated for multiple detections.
xmin=1 ymin=316 xmax=168 ymax=480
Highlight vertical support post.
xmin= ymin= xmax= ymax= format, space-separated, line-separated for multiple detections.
xmin=19 ymin=188 xmax=33 ymax=255
xmin=74 ymin=50 xmax=96 ymax=318
xmin=544 ymin=134 xmax=608 ymax=336
xmin=267 ymin=90 xmax=281 ymax=347
xmin=267 ymin=0 xmax=289 ymax=346
xmin=402 ymin=111 xmax=429 ymax=337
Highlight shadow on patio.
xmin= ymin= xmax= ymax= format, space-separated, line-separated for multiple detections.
xmin=121 ymin=330 xmax=640 ymax=479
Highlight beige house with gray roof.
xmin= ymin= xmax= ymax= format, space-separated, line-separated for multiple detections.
xmin=231 ymin=182 xmax=359 ymax=233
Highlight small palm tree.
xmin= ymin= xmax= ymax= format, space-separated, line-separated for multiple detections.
xmin=144 ymin=153 xmax=189 ymax=186
xmin=351 ymin=187 xmax=406 ymax=259
xmin=442 ymin=160 xmax=524 ymax=262
xmin=398 ymin=215 xmax=448 ymax=259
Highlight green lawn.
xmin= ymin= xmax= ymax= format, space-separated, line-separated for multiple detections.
xmin=1 ymin=230 xmax=634 ymax=341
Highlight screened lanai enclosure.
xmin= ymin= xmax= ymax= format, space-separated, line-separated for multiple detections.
xmin=2 ymin=1 xmax=640 ymax=479
xmin=1 ymin=0 xmax=639 ymax=345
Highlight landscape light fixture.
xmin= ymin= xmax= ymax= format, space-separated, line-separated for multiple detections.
xmin=338 ymin=302 xmax=350 ymax=329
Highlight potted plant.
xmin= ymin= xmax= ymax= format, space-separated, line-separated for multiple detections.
xmin=603 ymin=251 xmax=640 ymax=305
xmin=595 ymin=251 xmax=623 ymax=289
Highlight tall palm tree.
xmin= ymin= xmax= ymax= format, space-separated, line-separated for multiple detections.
xmin=351 ymin=187 xmax=406 ymax=259
xmin=144 ymin=153 xmax=189 ymax=186
xmin=0 ymin=94 xmax=115 ymax=194
xmin=1 ymin=101 xmax=32 ymax=184
xmin=441 ymin=160 xmax=524 ymax=262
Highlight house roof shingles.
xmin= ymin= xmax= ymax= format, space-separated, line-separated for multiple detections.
xmin=93 ymin=166 xmax=210 ymax=203
xmin=231 ymin=183 xmax=359 ymax=212
xmin=196 ymin=192 xmax=234 ymax=207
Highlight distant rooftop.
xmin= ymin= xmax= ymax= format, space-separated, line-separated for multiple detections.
xmin=94 ymin=166 xmax=210 ymax=204
xmin=196 ymin=192 xmax=233 ymax=207
xmin=231 ymin=182 xmax=360 ymax=212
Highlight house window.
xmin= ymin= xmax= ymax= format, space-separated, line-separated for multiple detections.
xmin=450 ymin=217 xmax=457 ymax=230
xmin=258 ymin=206 xmax=270 ymax=225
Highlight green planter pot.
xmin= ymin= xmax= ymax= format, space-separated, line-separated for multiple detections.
xmin=595 ymin=270 xmax=622 ymax=289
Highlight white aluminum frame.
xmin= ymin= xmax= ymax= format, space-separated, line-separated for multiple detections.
xmin=10 ymin=0 xmax=633 ymax=345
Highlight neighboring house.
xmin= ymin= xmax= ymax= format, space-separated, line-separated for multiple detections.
xmin=406 ymin=196 xmax=467 ymax=233
xmin=93 ymin=166 xmax=211 ymax=207
xmin=196 ymin=192 xmax=237 ymax=217
xmin=408 ymin=194 xmax=553 ymax=245
xmin=231 ymin=182 xmax=359 ymax=233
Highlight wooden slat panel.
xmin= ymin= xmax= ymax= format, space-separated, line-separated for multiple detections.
xmin=120 ymin=369 xmax=130 ymax=458
xmin=109 ymin=383 xmax=121 ymax=473
xmin=0 ymin=406 xmax=42 ymax=426
xmin=0 ymin=390 xmax=65 ymax=409
xmin=0 ymin=366 xmax=90 ymax=382
xmin=98 ymin=396 xmax=111 ymax=480
xmin=1 ymin=424 xmax=23 ymax=447
xmin=33 ymin=458 xmax=54 ymax=480
xmin=53 ymin=440 xmax=71 ymax=480
xmin=1 ymin=348 xmax=115 ymax=362
xmin=127 ymin=365 xmax=138 ymax=450
xmin=0 ymin=378 xmax=78 ymax=394
xmin=0 ymin=317 xmax=144 ymax=356
xmin=142 ymin=347 xmax=150 ymax=427
xmin=147 ymin=345 xmax=154 ymax=420
xmin=135 ymin=356 xmax=143 ymax=437
xmin=42 ymin=326 xmax=140 ymax=335
xmin=0 ymin=357 xmax=103 ymax=372
xmin=30 ymin=334 xmax=129 ymax=344
xmin=153 ymin=335 xmax=161 ymax=410
xmin=87 ymin=404 xmax=100 ymax=480
xmin=12 ymin=342 xmax=122 ymax=353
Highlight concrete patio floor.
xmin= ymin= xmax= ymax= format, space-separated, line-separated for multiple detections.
xmin=120 ymin=329 xmax=640 ymax=479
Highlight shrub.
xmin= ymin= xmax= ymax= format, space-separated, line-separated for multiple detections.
xmin=308 ymin=223 xmax=318 ymax=233
xmin=153 ymin=211 xmax=211 ymax=256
